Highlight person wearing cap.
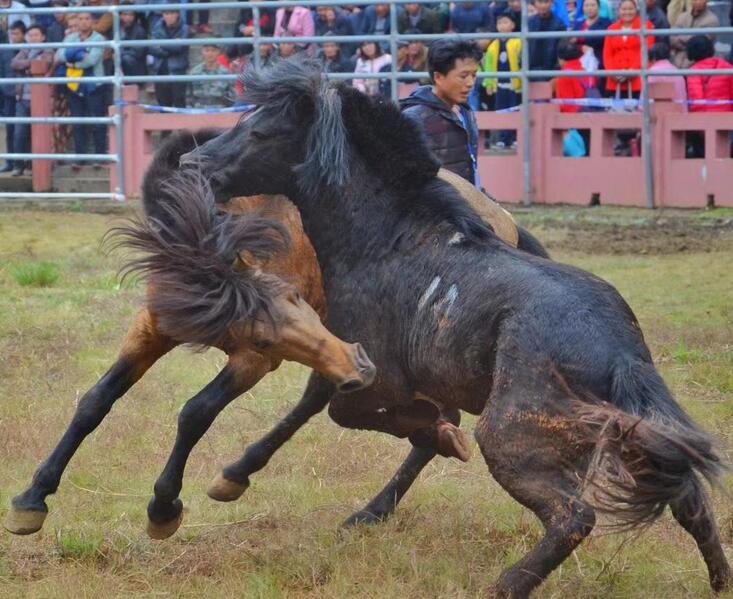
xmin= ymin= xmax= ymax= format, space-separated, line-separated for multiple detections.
xmin=148 ymin=7 xmax=190 ymax=108
xmin=119 ymin=2 xmax=148 ymax=82
xmin=188 ymin=38 xmax=230 ymax=108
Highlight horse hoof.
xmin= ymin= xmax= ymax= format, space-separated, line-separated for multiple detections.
xmin=436 ymin=422 xmax=472 ymax=462
xmin=3 ymin=507 xmax=48 ymax=535
xmin=146 ymin=512 xmax=183 ymax=540
xmin=341 ymin=509 xmax=388 ymax=528
xmin=206 ymin=473 xmax=249 ymax=502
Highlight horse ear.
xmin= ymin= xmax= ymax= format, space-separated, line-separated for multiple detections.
xmin=233 ymin=250 xmax=263 ymax=276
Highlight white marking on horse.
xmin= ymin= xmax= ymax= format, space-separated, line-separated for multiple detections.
xmin=418 ymin=276 xmax=441 ymax=310
xmin=448 ymin=232 xmax=465 ymax=246
xmin=435 ymin=284 xmax=459 ymax=320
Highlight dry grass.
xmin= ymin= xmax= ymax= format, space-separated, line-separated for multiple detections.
xmin=0 ymin=206 xmax=732 ymax=598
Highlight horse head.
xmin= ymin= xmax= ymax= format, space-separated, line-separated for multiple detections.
xmin=180 ymin=58 xmax=350 ymax=202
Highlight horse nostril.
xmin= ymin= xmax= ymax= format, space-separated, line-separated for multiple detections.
xmin=337 ymin=378 xmax=365 ymax=393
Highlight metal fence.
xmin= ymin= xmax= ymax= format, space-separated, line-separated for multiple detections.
xmin=1 ymin=0 xmax=733 ymax=205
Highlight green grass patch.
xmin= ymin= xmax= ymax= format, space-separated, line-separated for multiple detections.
xmin=12 ymin=262 xmax=60 ymax=287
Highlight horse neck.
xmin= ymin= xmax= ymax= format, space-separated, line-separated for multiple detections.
xmin=294 ymin=164 xmax=403 ymax=280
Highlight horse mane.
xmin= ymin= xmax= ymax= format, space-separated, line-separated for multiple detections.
xmin=241 ymin=58 xmax=493 ymax=243
xmin=109 ymin=168 xmax=290 ymax=348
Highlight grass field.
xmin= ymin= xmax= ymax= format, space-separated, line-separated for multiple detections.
xmin=0 ymin=205 xmax=732 ymax=598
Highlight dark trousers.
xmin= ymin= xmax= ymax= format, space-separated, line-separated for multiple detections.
xmin=184 ymin=0 xmax=209 ymax=25
xmin=155 ymin=82 xmax=186 ymax=108
xmin=495 ymin=86 xmax=519 ymax=145
xmin=14 ymin=99 xmax=31 ymax=165
xmin=1 ymin=94 xmax=15 ymax=167
xmin=68 ymin=89 xmax=108 ymax=157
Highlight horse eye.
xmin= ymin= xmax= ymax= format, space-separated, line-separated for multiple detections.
xmin=250 ymin=129 xmax=267 ymax=140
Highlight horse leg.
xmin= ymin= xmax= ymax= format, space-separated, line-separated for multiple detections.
xmin=341 ymin=408 xmax=465 ymax=527
xmin=341 ymin=445 xmax=437 ymax=527
xmin=4 ymin=308 xmax=175 ymax=535
xmin=475 ymin=390 xmax=595 ymax=599
xmin=670 ymin=482 xmax=732 ymax=593
xmin=207 ymin=372 xmax=334 ymax=502
xmin=146 ymin=352 xmax=271 ymax=539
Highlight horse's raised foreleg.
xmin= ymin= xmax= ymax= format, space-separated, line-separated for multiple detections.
xmin=4 ymin=308 xmax=175 ymax=535
xmin=207 ymin=372 xmax=334 ymax=502
xmin=146 ymin=352 xmax=272 ymax=539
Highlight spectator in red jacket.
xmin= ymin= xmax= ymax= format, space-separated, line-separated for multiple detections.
xmin=686 ymin=35 xmax=733 ymax=112
xmin=603 ymin=0 xmax=655 ymax=97
xmin=555 ymin=40 xmax=598 ymax=113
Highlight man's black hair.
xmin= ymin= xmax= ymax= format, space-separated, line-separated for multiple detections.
xmin=686 ymin=35 xmax=715 ymax=63
xmin=427 ymin=38 xmax=482 ymax=82
xmin=9 ymin=20 xmax=27 ymax=33
xmin=557 ymin=40 xmax=582 ymax=61
xmin=28 ymin=23 xmax=47 ymax=37
xmin=648 ymin=42 xmax=670 ymax=62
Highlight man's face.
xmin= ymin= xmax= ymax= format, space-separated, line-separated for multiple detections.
xmin=28 ymin=27 xmax=44 ymax=44
xmin=645 ymin=0 xmax=655 ymax=8
xmin=120 ymin=12 xmax=135 ymax=27
xmin=535 ymin=0 xmax=553 ymax=17
xmin=9 ymin=28 xmax=24 ymax=44
xmin=375 ymin=3 xmax=389 ymax=17
xmin=316 ymin=6 xmax=327 ymax=20
xmin=405 ymin=3 xmax=420 ymax=16
xmin=162 ymin=11 xmax=180 ymax=27
xmin=322 ymin=42 xmax=338 ymax=59
xmin=279 ymin=42 xmax=296 ymax=57
xmin=691 ymin=0 xmax=707 ymax=15
xmin=434 ymin=57 xmax=478 ymax=105
xmin=509 ymin=0 xmax=521 ymax=11
xmin=76 ymin=12 xmax=93 ymax=33
xmin=202 ymin=46 xmax=220 ymax=64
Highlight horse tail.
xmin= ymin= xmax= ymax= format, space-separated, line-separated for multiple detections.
xmin=516 ymin=226 xmax=550 ymax=259
xmin=108 ymin=169 xmax=290 ymax=347
xmin=570 ymin=358 xmax=724 ymax=530
xmin=141 ymin=128 xmax=222 ymax=223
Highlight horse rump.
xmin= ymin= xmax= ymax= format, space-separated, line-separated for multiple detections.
xmin=107 ymin=169 xmax=290 ymax=348
xmin=568 ymin=362 xmax=724 ymax=531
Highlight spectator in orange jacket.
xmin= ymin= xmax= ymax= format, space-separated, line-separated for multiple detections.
xmin=686 ymin=35 xmax=733 ymax=113
xmin=555 ymin=40 xmax=598 ymax=113
xmin=603 ymin=0 xmax=655 ymax=97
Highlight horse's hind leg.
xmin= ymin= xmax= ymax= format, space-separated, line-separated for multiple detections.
xmin=670 ymin=482 xmax=731 ymax=592
xmin=146 ymin=352 xmax=271 ymax=539
xmin=208 ymin=372 xmax=334 ymax=502
xmin=4 ymin=308 xmax=175 ymax=535
xmin=476 ymin=392 xmax=595 ymax=599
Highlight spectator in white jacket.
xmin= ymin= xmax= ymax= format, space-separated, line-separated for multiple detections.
xmin=353 ymin=41 xmax=391 ymax=97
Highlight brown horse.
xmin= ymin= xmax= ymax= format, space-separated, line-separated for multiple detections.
xmin=3 ymin=170 xmax=375 ymax=539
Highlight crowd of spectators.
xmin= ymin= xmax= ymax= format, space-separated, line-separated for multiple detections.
xmin=1 ymin=0 xmax=733 ymax=172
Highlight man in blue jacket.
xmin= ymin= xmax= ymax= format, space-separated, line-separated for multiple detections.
xmin=400 ymin=39 xmax=482 ymax=187
xmin=528 ymin=0 xmax=566 ymax=76
xmin=0 ymin=27 xmax=17 ymax=173
xmin=149 ymin=8 xmax=190 ymax=108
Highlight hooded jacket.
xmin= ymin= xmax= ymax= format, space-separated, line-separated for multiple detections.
xmin=687 ymin=57 xmax=733 ymax=113
xmin=400 ymin=85 xmax=479 ymax=185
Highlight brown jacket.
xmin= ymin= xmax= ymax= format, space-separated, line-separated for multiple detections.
xmin=671 ymin=8 xmax=720 ymax=68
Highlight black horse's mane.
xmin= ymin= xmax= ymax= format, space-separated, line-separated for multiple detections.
xmin=241 ymin=58 xmax=494 ymax=244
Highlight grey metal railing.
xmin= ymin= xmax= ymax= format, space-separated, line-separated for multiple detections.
xmin=1 ymin=0 xmax=732 ymax=205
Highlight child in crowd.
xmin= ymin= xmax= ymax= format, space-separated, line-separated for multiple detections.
xmin=188 ymin=40 xmax=231 ymax=108
xmin=482 ymin=10 xmax=521 ymax=148
xmin=11 ymin=23 xmax=54 ymax=176
xmin=149 ymin=9 xmax=189 ymax=108
xmin=555 ymin=40 xmax=598 ymax=113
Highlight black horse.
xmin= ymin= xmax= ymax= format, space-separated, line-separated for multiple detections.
xmin=180 ymin=60 xmax=730 ymax=598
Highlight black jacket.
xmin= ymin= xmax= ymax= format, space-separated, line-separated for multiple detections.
xmin=400 ymin=85 xmax=479 ymax=184
xmin=121 ymin=22 xmax=148 ymax=78
xmin=528 ymin=13 xmax=566 ymax=73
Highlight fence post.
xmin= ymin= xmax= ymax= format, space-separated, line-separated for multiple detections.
xmin=30 ymin=60 xmax=53 ymax=192
xmin=110 ymin=85 xmax=141 ymax=196
xmin=528 ymin=82 xmax=553 ymax=204
xmin=649 ymin=82 xmax=682 ymax=208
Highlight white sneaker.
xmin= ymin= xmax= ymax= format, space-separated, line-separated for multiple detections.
xmin=494 ymin=141 xmax=506 ymax=149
